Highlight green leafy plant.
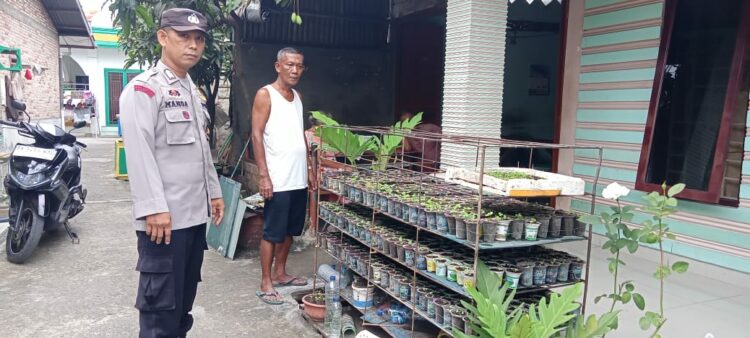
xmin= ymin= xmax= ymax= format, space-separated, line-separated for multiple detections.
xmin=461 ymin=207 xmax=478 ymax=220
xmin=637 ymin=183 xmax=689 ymax=338
xmin=578 ymin=183 xmax=645 ymax=332
xmin=488 ymin=170 xmax=535 ymax=180
xmin=370 ymin=112 xmax=423 ymax=171
xmin=454 ymin=260 xmax=616 ymax=338
xmin=311 ymin=111 xmax=375 ymax=166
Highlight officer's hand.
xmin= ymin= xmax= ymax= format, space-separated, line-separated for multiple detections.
xmin=259 ymin=176 xmax=274 ymax=200
xmin=211 ymin=198 xmax=225 ymax=226
xmin=146 ymin=212 xmax=172 ymax=245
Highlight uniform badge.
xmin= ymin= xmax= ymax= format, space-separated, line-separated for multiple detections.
xmin=183 ymin=111 xmax=191 ymax=119
xmin=188 ymin=14 xmax=200 ymax=24
xmin=134 ymin=85 xmax=155 ymax=97
xmin=168 ymin=89 xmax=181 ymax=97
xmin=163 ymin=69 xmax=177 ymax=81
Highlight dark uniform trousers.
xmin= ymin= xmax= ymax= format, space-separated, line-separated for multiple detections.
xmin=135 ymin=224 xmax=207 ymax=338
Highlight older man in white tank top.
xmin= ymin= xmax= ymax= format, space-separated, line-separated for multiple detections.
xmin=251 ymin=47 xmax=316 ymax=305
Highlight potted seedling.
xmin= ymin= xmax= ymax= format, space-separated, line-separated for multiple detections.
xmin=445 ymin=204 xmax=461 ymax=236
xmin=301 ymin=291 xmax=326 ymax=321
xmin=433 ymin=199 xmax=449 ymax=233
xmin=525 ymin=216 xmax=540 ymax=241
xmin=463 ymin=208 xmax=479 ymax=243
xmin=423 ymin=198 xmax=439 ymax=231
xmin=510 ymin=213 xmax=525 ymax=240
xmin=494 ymin=212 xmax=511 ymax=242
xmin=535 ymin=212 xmax=551 ymax=238
xmin=481 ymin=211 xmax=500 ymax=242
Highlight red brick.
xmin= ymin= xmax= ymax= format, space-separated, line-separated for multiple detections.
xmin=0 ymin=0 xmax=60 ymax=120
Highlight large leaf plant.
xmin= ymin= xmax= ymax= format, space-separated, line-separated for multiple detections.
xmin=310 ymin=111 xmax=374 ymax=166
xmin=370 ymin=112 xmax=423 ymax=171
xmin=455 ymin=260 xmax=619 ymax=338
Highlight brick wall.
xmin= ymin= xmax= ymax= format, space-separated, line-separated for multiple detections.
xmin=0 ymin=0 xmax=60 ymax=120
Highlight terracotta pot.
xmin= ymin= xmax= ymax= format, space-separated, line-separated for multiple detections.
xmin=302 ymin=293 xmax=326 ymax=321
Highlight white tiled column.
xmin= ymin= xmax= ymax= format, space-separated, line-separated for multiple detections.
xmin=441 ymin=0 xmax=507 ymax=168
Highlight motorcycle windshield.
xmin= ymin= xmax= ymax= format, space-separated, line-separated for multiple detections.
xmin=35 ymin=123 xmax=76 ymax=145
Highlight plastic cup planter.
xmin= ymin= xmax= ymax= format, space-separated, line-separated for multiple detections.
xmin=496 ymin=219 xmax=510 ymax=242
xmin=451 ymin=307 xmax=467 ymax=331
xmin=445 ymin=213 xmax=457 ymax=235
xmin=518 ymin=261 xmax=535 ymax=287
xmin=510 ymin=217 xmax=525 ymax=240
xmin=436 ymin=212 xmax=449 ymax=234
xmin=481 ymin=220 xmax=498 ymax=242
xmin=466 ymin=221 xmax=479 ymax=242
xmin=535 ymin=214 xmax=551 ymax=239
xmin=435 ymin=258 xmax=450 ymax=278
xmin=549 ymin=214 xmax=563 ymax=237
xmin=422 ymin=254 xmax=435 ymax=273
xmin=525 ymin=221 xmax=541 ymax=241
xmin=533 ymin=263 xmax=547 ymax=286
xmin=455 ymin=218 xmax=467 ymax=240
xmin=504 ymin=268 xmax=523 ymax=289
xmin=416 ymin=247 xmax=430 ymax=271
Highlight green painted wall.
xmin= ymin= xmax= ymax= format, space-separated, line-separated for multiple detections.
xmin=575 ymin=0 xmax=750 ymax=272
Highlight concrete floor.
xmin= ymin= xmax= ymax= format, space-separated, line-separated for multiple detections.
xmin=0 ymin=138 xmax=319 ymax=338
xmin=550 ymin=239 xmax=750 ymax=338
xmin=0 ymin=137 xmax=748 ymax=338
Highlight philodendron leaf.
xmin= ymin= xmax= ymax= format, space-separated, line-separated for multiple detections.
xmin=528 ymin=283 xmax=582 ymax=338
xmin=509 ymin=314 xmax=535 ymax=338
xmin=672 ymin=261 xmax=689 ymax=273
xmin=667 ymin=183 xmax=686 ymax=197
xmin=311 ymin=111 xmax=339 ymax=126
xmin=574 ymin=311 xmax=620 ymax=338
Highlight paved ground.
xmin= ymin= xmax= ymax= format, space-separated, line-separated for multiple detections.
xmin=550 ymin=239 xmax=750 ymax=338
xmin=0 ymin=137 xmax=748 ymax=338
xmin=0 ymin=138 xmax=319 ymax=338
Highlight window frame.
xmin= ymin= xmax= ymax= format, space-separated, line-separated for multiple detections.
xmin=635 ymin=0 xmax=750 ymax=204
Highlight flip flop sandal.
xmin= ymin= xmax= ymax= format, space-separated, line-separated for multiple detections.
xmin=256 ymin=290 xmax=284 ymax=305
xmin=273 ymin=276 xmax=309 ymax=288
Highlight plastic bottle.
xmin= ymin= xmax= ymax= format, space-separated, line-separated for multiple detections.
xmin=329 ymin=295 xmax=342 ymax=338
xmin=325 ymin=275 xmax=342 ymax=338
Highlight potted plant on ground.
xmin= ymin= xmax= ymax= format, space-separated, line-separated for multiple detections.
xmin=301 ymin=291 xmax=327 ymax=321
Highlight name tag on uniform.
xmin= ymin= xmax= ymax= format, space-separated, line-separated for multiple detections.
xmin=161 ymin=87 xmax=190 ymax=110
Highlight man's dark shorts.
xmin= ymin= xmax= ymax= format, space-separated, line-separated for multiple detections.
xmin=263 ymin=188 xmax=308 ymax=243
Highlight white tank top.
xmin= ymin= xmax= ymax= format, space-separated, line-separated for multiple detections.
xmin=263 ymin=85 xmax=307 ymax=192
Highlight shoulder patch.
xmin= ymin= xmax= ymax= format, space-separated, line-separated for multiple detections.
xmin=134 ymin=85 xmax=155 ymax=97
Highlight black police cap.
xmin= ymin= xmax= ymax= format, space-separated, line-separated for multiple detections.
xmin=159 ymin=8 xmax=208 ymax=34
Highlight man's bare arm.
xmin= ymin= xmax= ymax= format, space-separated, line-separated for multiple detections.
xmin=251 ymin=88 xmax=274 ymax=199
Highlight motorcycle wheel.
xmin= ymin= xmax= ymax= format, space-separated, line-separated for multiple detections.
xmin=5 ymin=205 xmax=44 ymax=264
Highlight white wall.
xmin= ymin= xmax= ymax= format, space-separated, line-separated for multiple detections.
xmin=66 ymin=47 xmax=141 ymax=133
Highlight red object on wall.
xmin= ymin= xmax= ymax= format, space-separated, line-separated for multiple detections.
xmin=24 ymin=69 xmax=32 ymax=80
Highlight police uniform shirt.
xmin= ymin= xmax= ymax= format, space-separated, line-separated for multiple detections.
xmin=119 ymin=60 xmax=222 ymax=231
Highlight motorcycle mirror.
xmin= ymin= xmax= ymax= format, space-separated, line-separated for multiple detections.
xmin=73 ymin=121 xmax=86 ymax=129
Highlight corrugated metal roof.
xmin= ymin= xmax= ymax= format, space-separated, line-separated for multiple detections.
xmin=41 ymin=0 xmax=95 ymax=48
xmin=240 ymin=0 xmax=389 ymax=50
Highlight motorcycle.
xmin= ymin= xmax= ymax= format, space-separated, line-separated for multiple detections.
xmin=1 ymin=118 xmax=87 ymax=263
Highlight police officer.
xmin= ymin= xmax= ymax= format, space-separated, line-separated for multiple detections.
xmin=119 ymin=8 xmax=225 ymax=338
